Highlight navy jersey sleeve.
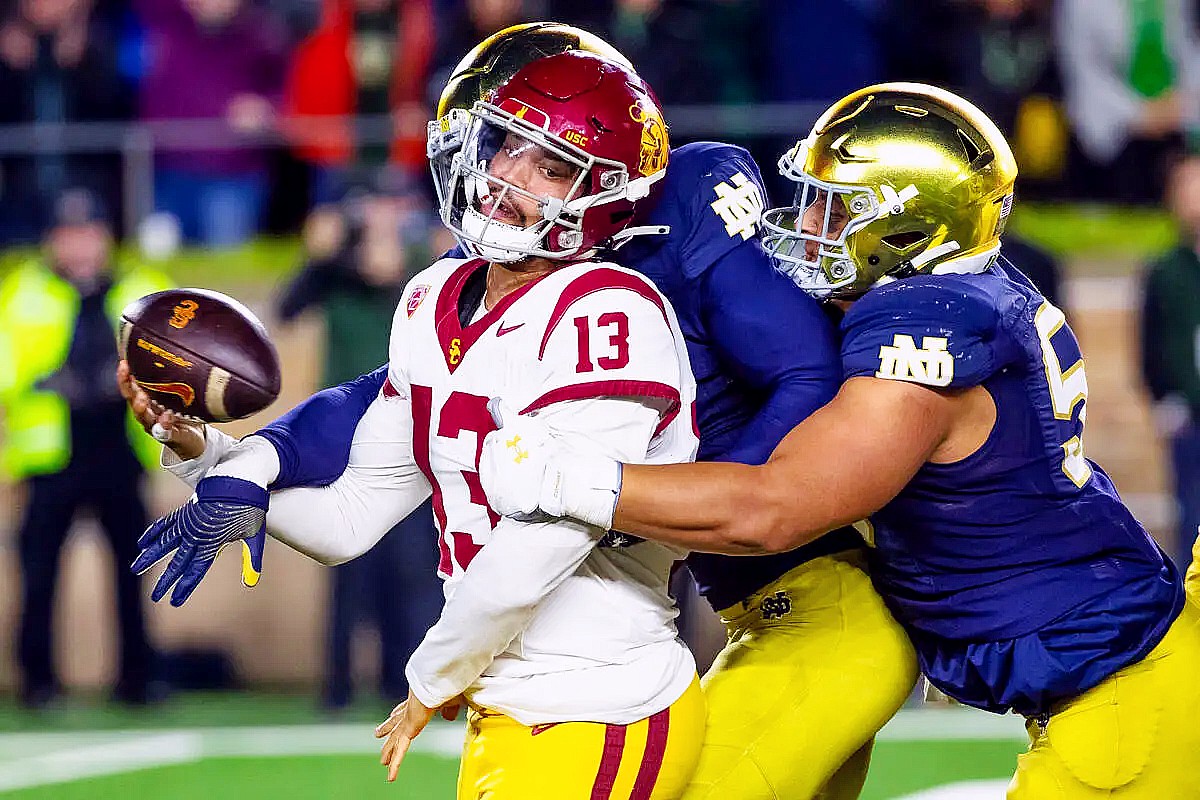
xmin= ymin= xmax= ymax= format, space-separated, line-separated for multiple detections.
xmin=840 ymin=277 xmax=1023 ymax=389
xmin=668 ymin=142 xmax=769 ymax=280
xmin=701 ymin=243 xmax=842 ymax=463
xmin=254 ymin=365 xmax=388 ymax=489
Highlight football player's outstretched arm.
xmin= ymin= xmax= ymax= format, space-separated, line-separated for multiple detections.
xmin=131 ymin=299 xmax=424 ymax=604
xmin=139 ymin=364 xmax=422 ymax=564
xmin=613 ymin=376 xmax=957 ymax=554
xmin=485 ymin=376 xmax=972 ymax=556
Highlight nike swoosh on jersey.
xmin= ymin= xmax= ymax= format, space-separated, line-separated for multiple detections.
xmin=496 ymin=322 xmax=525 ymax=336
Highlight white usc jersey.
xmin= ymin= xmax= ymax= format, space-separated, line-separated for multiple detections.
xmin=389 ymin=257 xmax=699 ymax=725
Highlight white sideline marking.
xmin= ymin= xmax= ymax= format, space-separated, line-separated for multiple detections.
xmin=0 ymin=732 xmax=200 ymax=792
xmin=894 ymin=779 xmax=1011 ymax=799
xmin=0 ymin=722 xmax=465 ymax=792
xmin=0 ymin=708 xmax=1021 ymax=792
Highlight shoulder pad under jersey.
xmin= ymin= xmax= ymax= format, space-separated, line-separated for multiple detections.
xmin=840 ymin=275 xmax=1027 ymax=389
xmin=649 ymin=141 xmax=769 ymax=280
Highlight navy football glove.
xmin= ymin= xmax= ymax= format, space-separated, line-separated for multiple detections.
xmin=132 ymin=476 xmax=268 ymax=607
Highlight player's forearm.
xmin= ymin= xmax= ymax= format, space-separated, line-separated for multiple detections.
xmin=612 ymin=460 xmax=823 ymax=555
xmin=265 ymin=477 xmax=428 ymax=565
xmin=265 ymin=390 xmax=431 ymax=564
xmin=405 ymin=518 xmax=597 ymax=707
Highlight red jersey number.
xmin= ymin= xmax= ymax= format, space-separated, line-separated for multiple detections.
xmin=411 ymin=386 xmax=498 ymax=575
xmin=573 ymin=312 xmax=631 ymax=374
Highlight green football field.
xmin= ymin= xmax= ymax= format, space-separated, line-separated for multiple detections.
xmin=0 ymin=696 xmax=1026 ymax=799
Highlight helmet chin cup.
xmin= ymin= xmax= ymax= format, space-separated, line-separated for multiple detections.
xmin=460 ymin=206 xmax=544 ymax=263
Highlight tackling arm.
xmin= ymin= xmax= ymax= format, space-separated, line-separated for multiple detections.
xmin=582 ymin=378 xmax=953 ymax=555
xmin=700 ymin=243 xmax=841 ymax=463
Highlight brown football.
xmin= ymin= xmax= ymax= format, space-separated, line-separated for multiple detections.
xmin=118 ymin=288 xmax=281 ymax=422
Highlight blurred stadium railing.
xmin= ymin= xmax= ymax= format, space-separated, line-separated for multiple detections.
xmin=0 ymin=104 xmax=829 ymax=236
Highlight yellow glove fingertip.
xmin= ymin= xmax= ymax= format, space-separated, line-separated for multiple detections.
xmin=240 ymin=542 xmax=261 ymax=588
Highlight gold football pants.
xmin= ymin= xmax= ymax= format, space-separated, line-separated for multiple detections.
xmin=683 ymin=550 xmax=918 ymax=800
xmin=1008 ymin=598 xmax=1200 ymax=798
xmin=456 ymin=676 xmax=705 ymax=799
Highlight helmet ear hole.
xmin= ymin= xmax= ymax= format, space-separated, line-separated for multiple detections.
xmin=957 ymin=128 xmax=995 ymax=169
xmin=956 ymin=129 xmax=981 ymax=161
xmin=881 ymin=230 xmax=929 ymax=252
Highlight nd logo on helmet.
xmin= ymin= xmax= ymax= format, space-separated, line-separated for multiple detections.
xmin=629 ymin=103 xmax=667 ymax=176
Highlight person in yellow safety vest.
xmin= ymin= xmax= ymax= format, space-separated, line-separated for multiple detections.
xmin=0 ymin=189 xmax=170 ymax=707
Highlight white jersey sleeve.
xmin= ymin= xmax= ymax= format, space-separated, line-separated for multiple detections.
xmin=265 ymin=392 xmax=430 ymax=564
xmin=162 ymin=279 xmax=432 ymax=566
xmin=404 ymin=279 xmax=690 ymax=711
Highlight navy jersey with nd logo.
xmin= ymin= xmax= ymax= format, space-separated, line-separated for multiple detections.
xmin=618 ymin=142 xmax=857 ymax=611
xmin=840 ymin=260 xmax=1183 ymax=716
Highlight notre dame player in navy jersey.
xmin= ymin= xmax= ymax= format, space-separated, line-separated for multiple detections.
xmin=481 ymin=83 xmax=1200 ymax=799
xmin=125 ymin=26 xmax=916 ymax=800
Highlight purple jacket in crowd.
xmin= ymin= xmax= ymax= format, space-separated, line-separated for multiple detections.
xmin=136 ymin=0 xmax=287 ymax=175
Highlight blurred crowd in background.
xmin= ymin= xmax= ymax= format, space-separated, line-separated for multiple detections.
xmin=6 ymin=0 xmax=1200 ymax=711
xmin=3 ymin=0 xmax=1200 ymax=249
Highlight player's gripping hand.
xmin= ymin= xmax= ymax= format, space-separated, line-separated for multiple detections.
xmin=131 ymin=476 xmax=267 ymax=607
xmin=117 ymin=360 xmax=207 ymax=461
xmin=479 ymin=399 xmax=622 ymax=530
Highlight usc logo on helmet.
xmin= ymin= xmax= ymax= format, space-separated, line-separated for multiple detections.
xmin=629 ymin=103 xmax=667 ymax=177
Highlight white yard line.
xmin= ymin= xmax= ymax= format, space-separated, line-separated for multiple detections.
xmin=0 ymin=722 xmax=464 ymax=793
xmin=0 ymin=708 xmax=1019 ymax=794
xmin=0 ymin=732 xmax=200 ymax=793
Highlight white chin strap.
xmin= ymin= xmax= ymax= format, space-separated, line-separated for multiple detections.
xmin=609 ymin=224 xmax=670 ymax=249
xmin=461 ymin=206 xmax=545 ymax=263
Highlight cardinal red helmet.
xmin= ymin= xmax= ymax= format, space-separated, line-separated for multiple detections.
xmin=426 ymin=23 xmax=633 ymax=210
xmin=442 ymin=51 xmax=669 ymax=262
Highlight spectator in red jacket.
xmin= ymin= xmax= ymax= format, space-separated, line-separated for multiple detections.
xmin=284 ymin=0 xmax=434 ymax=204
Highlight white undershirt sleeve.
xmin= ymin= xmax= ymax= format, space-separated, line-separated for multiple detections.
xmin=263 ymin=393 xmax=431 ymax=565
xmin=160 ymin=424 xmax=240 ymax=487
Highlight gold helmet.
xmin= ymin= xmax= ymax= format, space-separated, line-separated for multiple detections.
xmin=762 ymin=82 xmax=1018 ymax=300
xmin=427 ymin=23 xmax=632 ymax=207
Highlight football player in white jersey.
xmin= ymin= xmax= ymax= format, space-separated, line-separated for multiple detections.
xmin=132 ymin=51 xmax=705 ymax=799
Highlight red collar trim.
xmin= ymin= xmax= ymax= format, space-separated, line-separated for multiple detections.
xmin=433 ymin=259 xmax=551 ymax=373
